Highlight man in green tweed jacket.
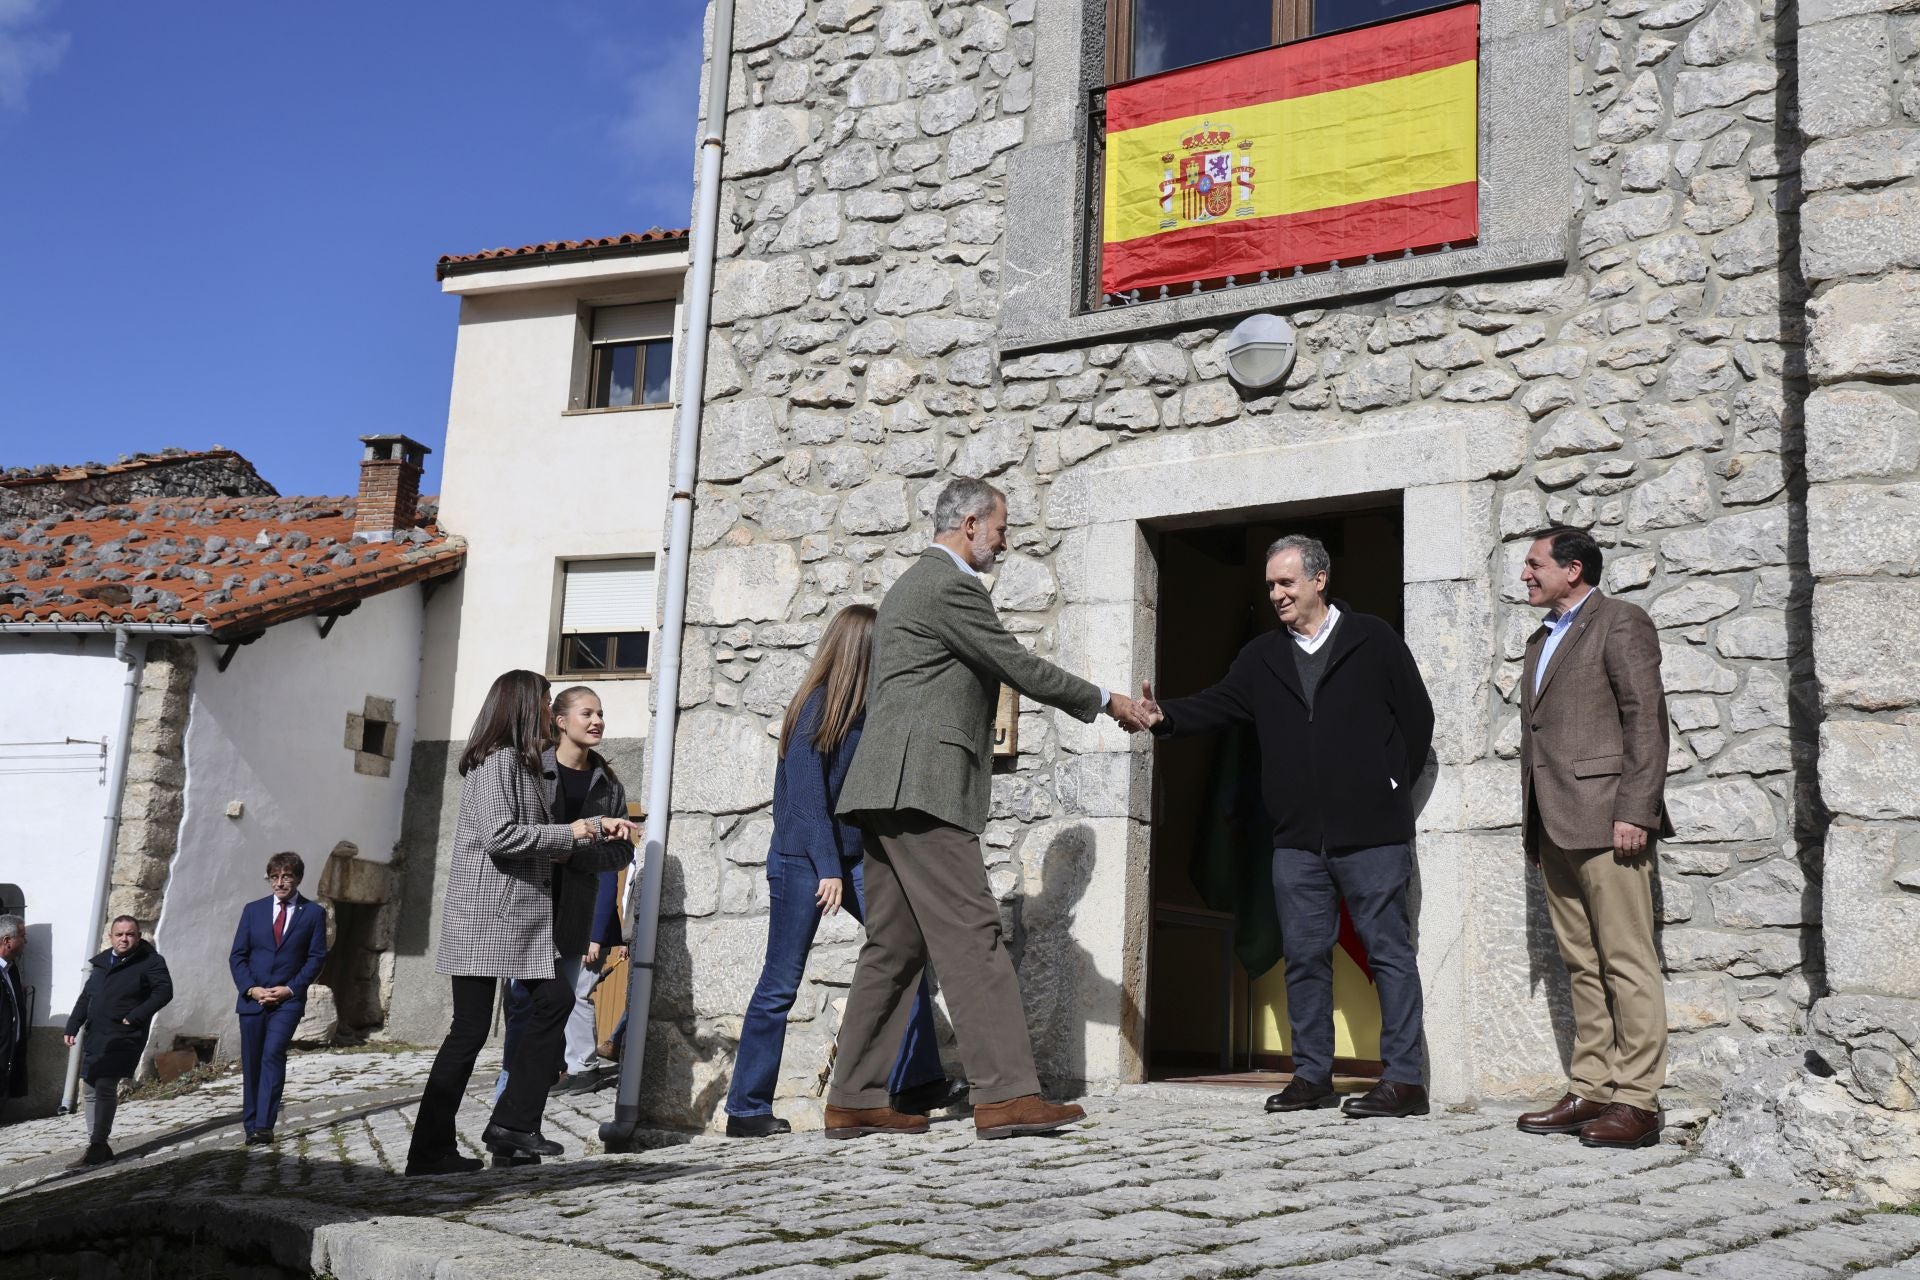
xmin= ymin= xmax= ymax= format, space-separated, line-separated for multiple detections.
xmin=826 ymin=477 xmax=1146 ymax=1141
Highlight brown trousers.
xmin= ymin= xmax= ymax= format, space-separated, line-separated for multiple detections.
xmin=1538 ymin=830 xmax=1669 ymax=1111
xmin=826 ymin=810 xmax=1040 ymax=1109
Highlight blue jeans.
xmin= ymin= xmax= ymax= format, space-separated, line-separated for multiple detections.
xmin=727 ymin=854 xmax=945 ymax=1117
xmin=1272 ymin=843 xmax=1426 ymax=1088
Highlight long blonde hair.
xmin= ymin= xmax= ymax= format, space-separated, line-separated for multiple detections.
xmin=778 ymin=605 xmax=876 ymax=758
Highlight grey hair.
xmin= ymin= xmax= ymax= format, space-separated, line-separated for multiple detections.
xmin=0 ymin=915 xmax=21 ymax=944
xmin=1265 ymin=534 xmax=1331 ymax=580
xmin=932 ymin=478 xmax=1004 ymax=533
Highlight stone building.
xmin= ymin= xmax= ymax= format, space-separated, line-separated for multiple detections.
xmin=0 ymin=449 xmax=276 ymax=522
xmin=619 ymin=0 xmax=1920 ymax=1198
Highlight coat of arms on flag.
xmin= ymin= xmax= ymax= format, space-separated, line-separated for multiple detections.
xmin=1102 ymin=3 xmax=1481 ymax=298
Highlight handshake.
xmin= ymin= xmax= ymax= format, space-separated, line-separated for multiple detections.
xmin=1105 ymin=681 xmax=1165 ymax=734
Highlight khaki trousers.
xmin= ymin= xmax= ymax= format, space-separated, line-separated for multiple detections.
xmin=1538 ymin=830 xmax=1668 ymax=1110
xmin=827 ymin=810 xmax=1040 ymax=1109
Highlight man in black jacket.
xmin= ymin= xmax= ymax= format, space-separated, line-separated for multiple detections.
xmin=0 ymin=914 xmax=28 ymax=1116
xmin=63 ymin=916 xmax=174 ymax=1166
xmin=1140 ymin=535 xmax=1435 ymax=1119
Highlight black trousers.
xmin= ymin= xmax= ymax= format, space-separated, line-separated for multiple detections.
xmin=407 ymin=968 xmax=572 ymax=1163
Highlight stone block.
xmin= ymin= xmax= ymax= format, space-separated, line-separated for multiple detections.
xmin=1403 ymin=482 xmax=1495 ymax=583
xmin=1806 ymin=387 xmax=1920 ymax=481
xmin=1666 ymin=777 xmax=1778 ymax=841
xmin=1627 ymin=456 xmax=1714 ymax=530
xmin=872 ymin=262 xmax=954 ymax=316
xmin=1684 ymin=0 xmax=1759 ymax=63
xmin=671 ymin=709 xmax=780 ymax=814
xmin=1808 ymin=272 xmax=1920 ymax=381
xmin=1673 ymin=61 xmax=1776 ymax=115
xmin=1667 ymin=975 xmax=1733 ymax=1030
xmin=1651 ymin=581 xmax=1742 ymax=627
xmin=1809 ymin=483 xmax=1920 ymax=578
xmin=1803 ymin=188 xmax=1920 ymax=280
xmin=292 ymin=984 xmax=337 ymax=1046
xmin=1714 ymin=611 xmax=1788 ymax=660
xmin=1815 ymin=581 xmax=1920 ymax=709
xmin=990 ymin=552 xmax=1056 ymax=612
xmin=1822 ymin=721 xmax=1920 ymax=819
xmin=1800 ymin=15 xmax=1894 ymax=140
xmin=734 ymin=0 xmax=804 ymax=50
xmin=1661 ymin=508 xmax=1788 ymax=574
xmin=1826 ymin=825 xmax=1920 ymax=998
xmin=1813 ymin=992 xmax=1920 ymax=1110
xmin=695 ymin=396 xmax=785 ymax=481
xmin=1805 ymin=130 xmax=1920 ymax=192
xmin=1458 ymin=829 xmax=1580 ymax=1102
xmin=1708 ymin=858 xmax=1815 ymax=927
xmin=1661 ymin=926 xmax=1802 ymax=975
xmin=686 ymin=544 xmax=800 ymax=625
xmin=1055 ymin=522 xmax=1148 ymax=607
xmin=1662 ymin=641 xmax=1739 ymax=694
xmin=1406 ymin=580 xmax=1494 ymax=765
xmin=709 ymin=258 xmax=812 ymax=326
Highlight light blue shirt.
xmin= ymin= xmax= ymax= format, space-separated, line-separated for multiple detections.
xmin=1533 ymin=588 xmax=1594 ymax=696
xmin=937 ymin=542 xmax=1109 ymax=711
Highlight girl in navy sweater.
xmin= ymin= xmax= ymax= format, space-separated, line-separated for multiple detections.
xmin=724 ymin=605 xmax=960 ymax=1136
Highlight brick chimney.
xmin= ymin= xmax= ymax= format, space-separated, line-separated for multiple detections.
xmin=354 ymin=435 xmax=430 ymax=542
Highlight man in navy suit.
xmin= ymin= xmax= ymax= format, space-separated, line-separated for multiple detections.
xmin=229 ymin=851 xmax=328 ymax=1144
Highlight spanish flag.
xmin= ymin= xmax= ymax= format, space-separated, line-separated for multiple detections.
xmin=1100 ymin=3 xmax=1480 ymax=298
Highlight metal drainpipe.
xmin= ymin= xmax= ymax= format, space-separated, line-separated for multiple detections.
xmin=601 ymin=0 xmax=737 ymax=1153
xmin=60 ymin=627 xmax=147 ymax=1113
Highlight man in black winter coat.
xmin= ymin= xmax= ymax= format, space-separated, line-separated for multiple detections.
xmin=1140 ymin=534 xmax=1435 ymax=1120
xmin=63 ymin=916 xmax=173 ymax=1167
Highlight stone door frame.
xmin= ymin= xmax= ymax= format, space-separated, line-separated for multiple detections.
xmin=1047 ymin=406 xmax=1531 ymax=1101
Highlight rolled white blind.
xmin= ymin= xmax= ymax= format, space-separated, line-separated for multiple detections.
xmin=592 ymin=302 xmax=674 ymax=345
xmin=561 ymin=558 xmax=657 ymax=632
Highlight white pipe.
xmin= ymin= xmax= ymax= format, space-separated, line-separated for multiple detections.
xmin=604 ymin=0 xmax=736 ymax=1145
xmin=60 ymin=627 xmax=148 ymax=1112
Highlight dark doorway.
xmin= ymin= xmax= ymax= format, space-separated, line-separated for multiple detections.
xmin=1146 ymin=503 xmax=1404 ymax=1083
xmin=316 ymin=901 xmax=384 ymax=1032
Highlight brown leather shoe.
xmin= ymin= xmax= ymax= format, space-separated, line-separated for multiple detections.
xmin=973 ymin=1094 xmax=1085 ymax=1139
xmin=1579 ymin=1102 xmax=1661 ymax=1149
xmin=822 ymin=1104 xmax=930 ymax=1140
xmin=1516 ymin=1092 xmax=1610 ymax=1135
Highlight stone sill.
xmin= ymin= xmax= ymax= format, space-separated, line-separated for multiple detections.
xmin=1003 ymin=234 xmax=1572 ymax=352
xmin=560 ymin=404 xmax=675 ymax=417
xmin=546 ymin=671 xmax=652 ymax=682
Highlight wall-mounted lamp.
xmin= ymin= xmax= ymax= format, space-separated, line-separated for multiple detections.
xmin=1221 ymin=313 xmax=1297 ymax=389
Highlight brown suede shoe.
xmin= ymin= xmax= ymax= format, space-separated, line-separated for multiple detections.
xmin=1579 ymin=1102 xmax=1661 ymax=1149
xmin=1516 ymin=1092 xmax=1611 ymax=1135
xmin=822 ymin=1104 xmax=930 ymax=1140
xmin=973 ymin=1094 xmax=1085 ymax=1140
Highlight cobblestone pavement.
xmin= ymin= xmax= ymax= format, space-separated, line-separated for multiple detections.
xmin=7 ymin=1059 xmax=1920 ymax=1280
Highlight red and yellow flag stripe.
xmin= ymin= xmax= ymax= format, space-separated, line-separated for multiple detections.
xmin=1100 ymin=4 xmax=1480 ymax=297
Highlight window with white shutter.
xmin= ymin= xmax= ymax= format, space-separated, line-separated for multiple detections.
xmin=557 ymin=557 xmax=655 ymax=674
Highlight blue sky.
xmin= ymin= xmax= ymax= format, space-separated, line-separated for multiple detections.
xmin=0 ymin=0 xmax=706 ymax=497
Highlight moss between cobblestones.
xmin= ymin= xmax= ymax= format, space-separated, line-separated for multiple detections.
xmin=121 ymin=1060 xmax=240 ymax=1102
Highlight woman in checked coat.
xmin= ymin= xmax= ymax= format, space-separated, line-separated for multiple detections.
xmin=404 ymin=669 xmax=635 ymax=1177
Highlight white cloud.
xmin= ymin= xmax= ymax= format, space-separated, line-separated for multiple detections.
xmin=0 ymin=0 xmax=68 ymax=113
xmin=610 ymin=17 xmax=704 ymax=229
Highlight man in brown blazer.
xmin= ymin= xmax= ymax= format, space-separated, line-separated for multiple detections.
xmin=1515 ymin=526 xmax=1673 ymax=1150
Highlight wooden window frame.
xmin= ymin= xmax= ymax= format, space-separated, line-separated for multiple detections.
xmin=557 ymin=629 xmax=652 ymax=677
xmin=1106 ymin=0 xmax=1311 ymax=83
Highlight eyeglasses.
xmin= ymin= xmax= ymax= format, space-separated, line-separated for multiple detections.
xmin=265 ymin=873 xmax=299 ymax=884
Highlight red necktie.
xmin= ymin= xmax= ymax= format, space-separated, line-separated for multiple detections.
xmin=273 ymin=902 xmax=287 ymax=946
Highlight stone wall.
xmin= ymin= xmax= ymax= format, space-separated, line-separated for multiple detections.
xmin=104 ymin=640 xmax=198 ymax=938
xmin=662 ymin=0 xmax=1815 ymax=1127
xmin=1700 ymin=0 xmax=1920 ymax=1203
xmin=0 ymin=451 xmax=275 ymax=522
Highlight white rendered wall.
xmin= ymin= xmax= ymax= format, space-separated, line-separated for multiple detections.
xmin=0 ymin=635 xmax=127 ymax=1025
xmin=419 ymin=280 xmax=677 ymax=743
xmin=150 ymin=586 xmax=424 ymax=1056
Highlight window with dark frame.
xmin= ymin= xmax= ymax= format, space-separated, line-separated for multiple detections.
xmin=1106 ymin=0 xmax=1441 ymax=81
xmin=557 ymin=557 xmax=657 ymax=677
xmin=587 ymin=303 xmax=675 ymax=409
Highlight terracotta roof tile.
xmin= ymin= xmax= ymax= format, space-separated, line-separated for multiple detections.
xmin=436 ymin=228 xmax=690 ymax=278
xmin=0 ymin=495 xmax=465 ymax=639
